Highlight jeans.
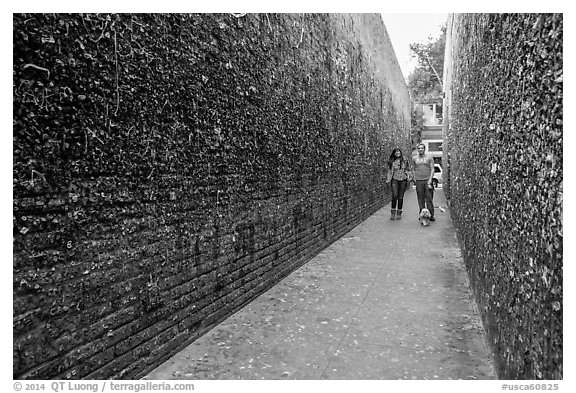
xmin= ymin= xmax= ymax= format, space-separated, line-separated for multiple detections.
xmin=415 ymin=180 xmax=434 ymax=217
xmin=391 ymin=179 xmax=408 ymax=210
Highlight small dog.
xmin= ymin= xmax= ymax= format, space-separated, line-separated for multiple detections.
xmin=419 ymin=208 xmax=431 ymax=227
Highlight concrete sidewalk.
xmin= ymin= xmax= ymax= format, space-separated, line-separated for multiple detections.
xmin=145 ymin=188 xmax=496 ymax=380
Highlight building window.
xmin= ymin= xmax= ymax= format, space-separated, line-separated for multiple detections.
xmin=435 ymin=103 xmax=442 ymax=116
xmin=428 ymin=142 xmax=443 ymax=152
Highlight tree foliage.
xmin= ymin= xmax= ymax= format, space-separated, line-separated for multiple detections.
xmin=408 ymin=25 xmax=446 ymax=102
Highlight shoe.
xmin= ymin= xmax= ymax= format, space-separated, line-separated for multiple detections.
xmin=396 ymin=210 xmax=403 ymax=220
xmin=390 ymin=209 xmax=397 ymax=220
xmin=429 ymin=217 xmax=436 ymax=221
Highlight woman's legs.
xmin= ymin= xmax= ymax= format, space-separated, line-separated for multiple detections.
xmin=391 ymin=180 xmax=400 ymax=209
xmin=395 ymin=180 xmax=407 ymax=220
xmin=397 ymin=180 xmax=407 ymax=210
xmin=390 ymin=180 xmax=399 ymax=219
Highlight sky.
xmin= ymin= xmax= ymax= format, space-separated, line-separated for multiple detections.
xmin=380 ymin=13 xmax=448 ymax=81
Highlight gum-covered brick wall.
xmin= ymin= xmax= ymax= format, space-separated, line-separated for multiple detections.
xmin=443 ymin=13 xmax=562 ymax=379
xmin=13 ymin=14 xmax=410 ymax=379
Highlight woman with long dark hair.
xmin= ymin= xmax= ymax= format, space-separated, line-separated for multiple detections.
xmin=387 ymin=148 xmax=411 ymax=220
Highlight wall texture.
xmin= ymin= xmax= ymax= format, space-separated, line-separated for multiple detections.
xmin=443 ymin=13 xmax=562 ymax=379
xmin=13 ymin=13 xmax=410 ymax=379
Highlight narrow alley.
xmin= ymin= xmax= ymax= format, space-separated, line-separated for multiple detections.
xmin=145 ymin=187 xmax=496 ymax=380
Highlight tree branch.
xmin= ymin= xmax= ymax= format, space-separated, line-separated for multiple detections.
xmin=424 ymin=52 xmax=443 ymax=90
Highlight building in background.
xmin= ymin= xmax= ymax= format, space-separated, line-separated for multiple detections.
xmin=413 ymin=99 xmax=443 ymax=166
